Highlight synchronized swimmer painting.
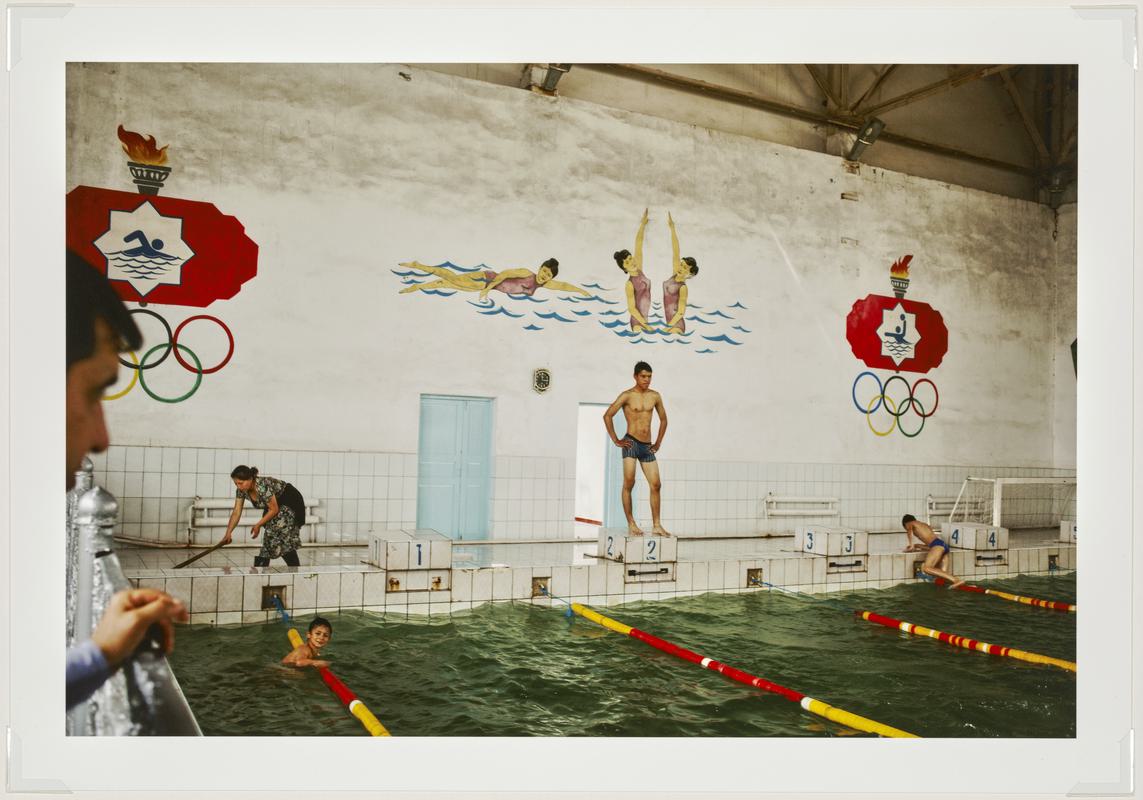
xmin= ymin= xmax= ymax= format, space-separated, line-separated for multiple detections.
xmin=396 ymin=210 xmax=751 ymax=355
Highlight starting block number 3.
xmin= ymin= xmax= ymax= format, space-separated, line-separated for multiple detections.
xmin=809 ymin=534 xmax=854 ymax=553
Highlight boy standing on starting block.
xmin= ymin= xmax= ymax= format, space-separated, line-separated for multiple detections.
xmin=902 ymin=514 xmax=965 ymax=588
xmin=282 ymin=617 xmax=332 ymax=668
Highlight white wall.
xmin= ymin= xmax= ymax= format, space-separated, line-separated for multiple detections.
xmin=67 ymin=63 xmax=1076 ymax=539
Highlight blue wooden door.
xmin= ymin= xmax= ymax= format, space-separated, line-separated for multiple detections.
xmin=417 ymin=395 xmax=493 ymax=540
xmin=603 ymin=413 xmax=637 ymax=528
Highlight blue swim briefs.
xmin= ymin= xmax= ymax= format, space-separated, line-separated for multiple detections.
xmin=621 ymin=436 xmax=657 ymax=463
xmin=929 ymin=537 xmax=950 ymax=552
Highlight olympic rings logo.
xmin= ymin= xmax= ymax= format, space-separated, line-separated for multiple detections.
xmin=851 ymin=371 xmax=939 ymax=438
xmin=104 ymin=308 xmax=234 ymax=404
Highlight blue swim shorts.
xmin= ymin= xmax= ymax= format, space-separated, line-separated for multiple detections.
xmin=929 ymin=537 xmax=950 ymax=552
xmin=622 ymin=436 xmax=657 ymax=463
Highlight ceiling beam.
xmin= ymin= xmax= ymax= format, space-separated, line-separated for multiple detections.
xmin=804 ymin=64 xmax=844 ymax=111
xmin=859 ymin=65 xmax=1013 ymax=117
xmin=999 ymin=71 xmax=1051 ymax=163
xmin=582 ymin=63 xmax=1035 ymax=177
xmin=851 ymin=65 xmax=897 ymax=114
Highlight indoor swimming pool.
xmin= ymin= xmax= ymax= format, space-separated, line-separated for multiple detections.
xmin=169 ymin=572 xmax=1075 ymax=737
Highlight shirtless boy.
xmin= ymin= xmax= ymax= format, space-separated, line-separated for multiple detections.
xmin=282 ymin=617 xmax=332 ymax=669
xmin=902 ymin=514 xmax=965 ymax=588
xmin=603 ymin=361 xmax=670 ymax=536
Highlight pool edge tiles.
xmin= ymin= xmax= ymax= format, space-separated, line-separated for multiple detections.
xmin=123 ymin=541 xmax=1076 ymax=625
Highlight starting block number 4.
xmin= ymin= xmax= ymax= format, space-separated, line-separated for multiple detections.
xmin=942 ymin=524 xmax=1007 ymax=551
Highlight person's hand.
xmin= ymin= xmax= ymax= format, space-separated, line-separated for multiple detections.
xmin=250 ymin=524 xmax=261 ymax=539
xmin=220 ymin=531 xmax=232 ymax=546
xmin=651 ymin=443 xmax=660 ymax=453
xmin=90 ymin=589 xmax=188 ymax=668
xmin=614 ymin=438 xmax=632 ymax=449
xmin=312 ymin=660 xmax=331 ymax=669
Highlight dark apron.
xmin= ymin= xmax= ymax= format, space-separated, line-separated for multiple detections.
xmin=277 ymin=483 xmax=306 ymax=527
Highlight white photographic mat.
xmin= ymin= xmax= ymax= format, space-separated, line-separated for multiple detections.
xmin=6 ymin=2 xmax=1134 ymax=797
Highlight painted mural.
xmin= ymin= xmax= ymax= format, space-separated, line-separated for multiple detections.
xmin=846 ymin=256 xmax=948 ymax=437
xmin=396 ymin=210 xmax=751 ymax=355
xmin=66 ymin=126 xmax=257 ymax=403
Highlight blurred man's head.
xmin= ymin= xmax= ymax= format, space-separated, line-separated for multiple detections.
xmin=66 ymin=251 xmax=141 ymax=488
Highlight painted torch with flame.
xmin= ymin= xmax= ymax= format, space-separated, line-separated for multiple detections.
xmin=889 ymin=254 xmax=913 ymax=298
xmin=117 ymin=125 xmax=168 ymax=165
xmin=117 ymin=125 xmax=172 ymax=195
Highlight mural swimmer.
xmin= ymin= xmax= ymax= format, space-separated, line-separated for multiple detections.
xmin=479 ymin=258 xmax=590 ymax=299
xmin=615 ymin=208 xmax=652 ymax=332
xmin=662 ymin=212 xmax=699 ymax=334
xmin=603 ymin=360 xmax=671 ymax=537
xmin=398 ymin=259 xmax=590 ymax=298
xmin=902 ymin=514 xmax=965 ymax=588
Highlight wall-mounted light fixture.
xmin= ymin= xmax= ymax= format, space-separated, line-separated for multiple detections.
xmin=541 ymin=63 xmax=572 ymax=93
xmin=846 ymin=117 xmax=885 ymax=161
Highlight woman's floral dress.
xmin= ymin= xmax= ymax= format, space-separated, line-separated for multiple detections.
xmin=238 ymin=475 xmax=301 ymax=559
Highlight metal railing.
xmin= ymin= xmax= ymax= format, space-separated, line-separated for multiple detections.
xmin=66 ymin=460 xmax=201 ymax=736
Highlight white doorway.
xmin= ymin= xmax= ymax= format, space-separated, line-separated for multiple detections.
xmin=575 ymin=403 xmax=636 ymax=538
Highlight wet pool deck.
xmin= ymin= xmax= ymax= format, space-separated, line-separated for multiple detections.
xmin=120 ymin=527 xmax=1075 ymax=626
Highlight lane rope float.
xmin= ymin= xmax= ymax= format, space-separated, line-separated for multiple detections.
xmin=855 ymin=609 xmax=1076 ymax=672
xmin=931 ymin=578 xmax=1076 ymax=613
xmin=271 ymin=597 xmax=391 ymax=736
xmin=569 ymin=602 xmax=918 ymax=738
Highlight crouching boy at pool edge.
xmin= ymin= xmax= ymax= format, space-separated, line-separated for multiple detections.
xmin=282 ymin=617 xmax=332 ymax=668
xmin=902 ymin=514 xmax=965 ymax=589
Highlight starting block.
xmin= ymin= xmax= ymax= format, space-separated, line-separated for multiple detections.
xmin=794 ymin=525 xmax=867 ymax=574
xmin=597 ymin=528 xmax=677 ymax=582
xmin=941 ymin=523 xmax=1008 ymax=550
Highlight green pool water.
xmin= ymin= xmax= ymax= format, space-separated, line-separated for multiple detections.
xmin=169 ymin=572 xmax=1075 ymax=737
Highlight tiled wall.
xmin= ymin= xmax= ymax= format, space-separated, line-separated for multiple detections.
xmin=90 ymin=444 xmax=1075 ymax=545
xmin=89 ymin=446 xmax=420 ymax=544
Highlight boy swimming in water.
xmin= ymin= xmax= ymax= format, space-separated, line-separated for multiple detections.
xmin=282 ymin=617 xmax=332 ymax=668
xmin=902 ymin=514 xmax=965 ymax=588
